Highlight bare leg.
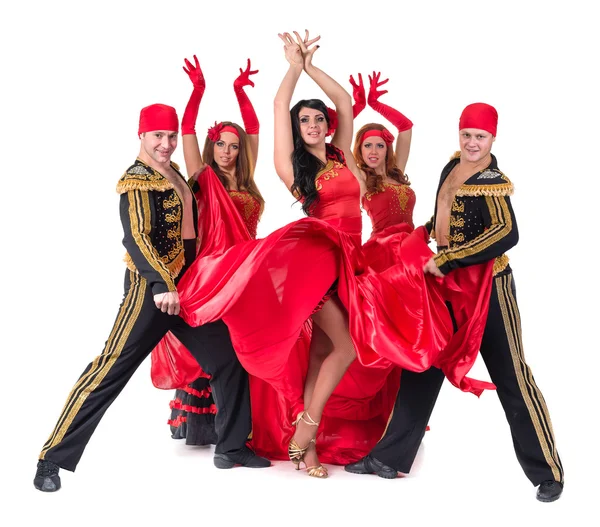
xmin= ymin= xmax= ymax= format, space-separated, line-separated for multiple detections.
xmin=292 ymin=296 xmax=357 ymax=473
xmin=303 ymin=324 xmax=333 ymax=410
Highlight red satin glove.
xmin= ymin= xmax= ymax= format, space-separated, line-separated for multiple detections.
xmin=234 ymin=58 xmax=259 ymax=135
xmin=367 ymin=71 xmax=413 ymax=132
xmin=181 ymin=55 xmax=206 ymax=135
xmin=326 ymin=73 xmax=367 ymax=136
xmin=349 ymin=73 xmax=366 ymax=118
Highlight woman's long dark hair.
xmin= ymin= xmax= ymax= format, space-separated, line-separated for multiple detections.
xmin=289 ymin=99 xmax=331 ymax=215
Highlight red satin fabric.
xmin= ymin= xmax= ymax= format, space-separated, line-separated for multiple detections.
xmin=362 ymin=183 xmax=416 ymax=234
xmin=151 ymin=160 xmax=495 ymax=464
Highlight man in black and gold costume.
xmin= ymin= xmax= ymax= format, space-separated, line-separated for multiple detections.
xmin=34 ymin=104 xmax=269 ymax=492
xmin=345 ymin=103 xmax=564 ymax=503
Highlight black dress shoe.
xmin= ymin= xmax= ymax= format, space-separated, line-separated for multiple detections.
xmin=34 ymin=460 xmax=61 ymax=492
xmin=345 ymin=455 xmax=398 ymax=479
xmin=214 ymin=446 xmax=271 ymax=469
xmin=536 ymin=480 xmax=563 ymax=502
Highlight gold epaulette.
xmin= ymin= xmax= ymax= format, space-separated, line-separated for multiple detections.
xmin=450 ymin=150 xmax=461 ymax=160
xmin=456 ymin=169 xmax=514 ymax=197
xmin=116 ymin=163 xmax=174 ymax=194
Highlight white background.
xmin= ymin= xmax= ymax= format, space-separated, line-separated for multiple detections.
xmin=2 ymin=0 xmax=598 ymax=525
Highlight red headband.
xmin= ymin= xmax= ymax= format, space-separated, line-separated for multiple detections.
xmin=138 ymin=104 xmax=179 ymax=135
xmin=207 ymin=122 xmax=240 ymax=142
xmin=361 ymin=128 xmax=395 ymax=146
xmin=459 ymin=103 xmax=498 ymax=136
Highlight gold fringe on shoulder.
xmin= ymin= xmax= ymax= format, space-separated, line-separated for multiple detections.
xmin=450 ymin=150 xmax=461 ymax=160
xmin=456 ymin=181 xmax=514 ymax=197
xmin=116 ymin=178 xmax=174 ymax=194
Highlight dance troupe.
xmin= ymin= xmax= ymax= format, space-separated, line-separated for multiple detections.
xmin=34 ymin=31 xmax=564 ymax=502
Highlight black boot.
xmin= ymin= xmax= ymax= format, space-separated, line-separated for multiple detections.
xmin=34 ymin=460 xmax=61 ymax=492
xmin=536 ymin=480 xmax=563 ymax=502
xmin=345 ymin=455 xmax=398 ymax=479
xmin=214 ymin=446 xmax=271 ymax=469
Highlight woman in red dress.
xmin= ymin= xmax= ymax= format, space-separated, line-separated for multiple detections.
xmin=268 ymin=31 xmax=454 ymax=477
xmin=156 ymin=55 xmax=264 ymax=446
xmin=165 ymin=32 xmax=493 ymax=478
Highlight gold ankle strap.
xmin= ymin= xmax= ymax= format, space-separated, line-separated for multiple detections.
xmin=300 ymin=411 xmax=320 ymax=427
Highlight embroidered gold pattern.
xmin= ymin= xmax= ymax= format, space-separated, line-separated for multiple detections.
xmin=435 ymin=195 xmax=513 ymax=268
xmin=449 ymin=216 xmax=465 ymax=228
xmin=315 ymin=160 xmax=343 ymax=191
xmin=163 ymin=241 xmax=184 ymax=262
xmin=128 ymin=190 xmax=176 ymax=290
xmin=448 ymin=232 xmax=465 ymax=244
xmin=451 ymin=201 xmax=465 ymax=213
xmin=229 ymin=191 xmax=258 ymax=222
xmin=167 ymin=227 xmax=179 ymax=239
xmin=165 ymin=207 xmax=182 ymax=223
xmin=387 ymin=184 xmax=411 ymax=210
xmin=163 ymin=193 xmax=181 ymax=209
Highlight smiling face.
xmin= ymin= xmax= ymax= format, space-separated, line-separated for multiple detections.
xmin=140 ymin=130 xmax=178 ymax=164
xmin=458 ymin=128 xmax=495 ymax=163
xmin=360 ymin=137 xmax=388 ymax=172
xmin=213 ymin=131 xmax=240 ymax=171
xmin=298 ymin=107 xmax=328 ymax=146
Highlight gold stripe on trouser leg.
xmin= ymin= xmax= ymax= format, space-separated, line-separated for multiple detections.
xmin=496 ymin=274 xmax=562 ymax=482
xmin=40 ymin=272 xmax=146 ymax=457
xmin=40 ymin=272 xmax=141 ymax=455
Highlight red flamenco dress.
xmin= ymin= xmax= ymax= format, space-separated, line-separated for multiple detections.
xmin=160 ymin=188 xmax=261 ymax=445
xmin=152 ymin=146 xmax=494 ymax=464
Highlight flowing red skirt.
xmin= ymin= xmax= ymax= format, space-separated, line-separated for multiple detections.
xmin=151 ymin=167 xmax=494 ymax=464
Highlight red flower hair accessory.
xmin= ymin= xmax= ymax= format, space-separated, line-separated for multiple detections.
xmin=207 ymin=122 xmax=241 ymax=142
xmin=207 ymin=121 xmax=224 ymax=142
xmin=326 ymin=107 xmax=338 ymax=137
xmin=381 ymin=128 xmax=395 ymax=145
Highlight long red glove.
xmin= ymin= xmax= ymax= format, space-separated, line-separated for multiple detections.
xmin=327 ymin=73 xmax=366 ymax=135
xmin=367 ymin=71 xmax=413 ymax=132
xmin=181 ymin=55 xmax=206 ymax=135
xmin=233 ymin=58 xmax=259 ymax=134
xmin=349 ymin=73 xmax=366 ymax=118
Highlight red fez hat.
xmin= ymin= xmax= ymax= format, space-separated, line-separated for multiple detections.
xmin=459 ymin=103 xmax=498 ymax=136
xmin=138 ymin=104 xmax=179 ymax=135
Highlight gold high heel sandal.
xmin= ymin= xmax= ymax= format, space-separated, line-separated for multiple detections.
xmin=287 ymin=411 xmax=328 ymax=478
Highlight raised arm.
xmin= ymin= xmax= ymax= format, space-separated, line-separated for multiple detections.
xmin=367 ymin=71 xmax=413 ymax=173
xmin=181 ymin=55 xmax=206 ymax=178
xmin=294 ymin=31 xmax=352 ymax=154
xmin=295 ymin=32 xmax=365 ymax=191
xmin=233 ymin=58 xmax=260 ymax=163
xmin=326 ymin=73 xmax=366 ymax=134
xmin=273 ymin=33 xmax=304 ymax=190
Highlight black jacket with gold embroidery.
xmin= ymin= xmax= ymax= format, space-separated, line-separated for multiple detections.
xmin=116 ymin=159 xmax=198 ymax=294
xmin=426 ymin=153 xmax=518 ymax=275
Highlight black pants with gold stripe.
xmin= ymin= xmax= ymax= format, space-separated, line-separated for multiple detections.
xmin=39 ymin=270 xmax=251 ymax=472
xmin=371 ymin=269 xmax=564 ymax=485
